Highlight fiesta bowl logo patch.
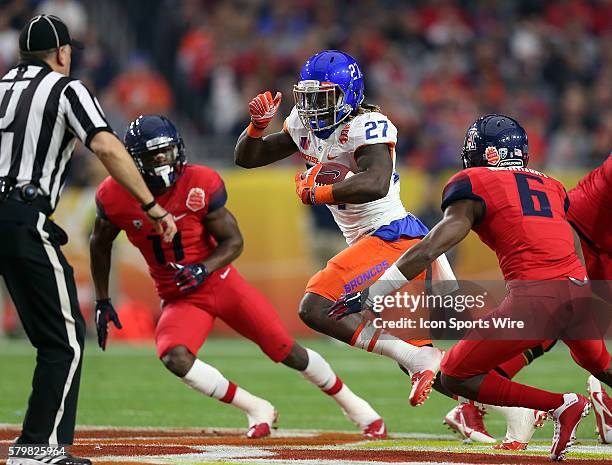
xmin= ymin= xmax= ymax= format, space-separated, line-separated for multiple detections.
xmin=485 ymin=146 xmax=500 ymax=165
xmin=339 ymin=123 xmax=351 ymax=144
xmin=186 ymin=187 xmax=206 ymax=212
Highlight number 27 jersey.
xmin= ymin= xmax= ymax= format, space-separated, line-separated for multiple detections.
xmin=441 ymin=166 xmax=585 ymax=281
xmin=95 ymin=165 xmax=228 ymax=300
xmin=284 ymin=108 xmax=408 ymax=244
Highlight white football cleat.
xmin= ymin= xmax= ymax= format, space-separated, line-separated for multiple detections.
xmin=587 ymin=375 xmax=612 ymax=444
xmin=491 ymin=407 xmax=547 ymax=450
xmin=444 ymin=403 xmax=496 ymax=443
xmin=333 ymin=383 xmax=386 ymax=438
xmin=550 ymin=393 xmax=590 ymax=461
xmin=407 ymin=347 xmax=443 ymax=407
xmin=245 ymin=399 xmax=277 ymax=439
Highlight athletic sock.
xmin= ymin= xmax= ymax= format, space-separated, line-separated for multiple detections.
xmin=181 ymin=359 xmax=231 ymax=399
xmin=301 ymin=348 xmax=379 ymax=427
xmin=300 ymin=348 xmax=342 ymax=392
xmin=496 ymin=353 xmax=528 ymax=379
xmin=182 ymin=359 xmax=273 ymax=427
xmin=351 ymin=321 xmax=438 ymax=373
xmin=232 ymin=386 xmax=275 ymax=427
xmin=477 ymin=370 xmax=563 ymax=411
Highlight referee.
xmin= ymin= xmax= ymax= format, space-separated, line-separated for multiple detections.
xmin=1 ymin=15 xmax=177 ymax=465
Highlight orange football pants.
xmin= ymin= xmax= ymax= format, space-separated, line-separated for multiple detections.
xmin=306 ymin=235 xmax=430 ymax=346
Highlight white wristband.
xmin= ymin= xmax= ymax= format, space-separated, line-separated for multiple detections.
xmin=365 ymin=264 xmax=409 ymax=308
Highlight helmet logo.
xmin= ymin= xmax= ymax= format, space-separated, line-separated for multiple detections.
xmin=348 ymin=63 xmax=361 ymax=79
xmin=186 ymin=187 xmax=206 ymax=212
xmin=465 ymin=128 xmax=478 ymax=150
xmin=485 ymin=146 xmax=500 ymax=165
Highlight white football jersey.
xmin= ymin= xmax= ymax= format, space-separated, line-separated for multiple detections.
xmin=285 ymin=107 xmax=408 ymax=244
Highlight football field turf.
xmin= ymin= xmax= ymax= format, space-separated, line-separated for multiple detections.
xmin=1 ymin=338 xmax=610 ymax=464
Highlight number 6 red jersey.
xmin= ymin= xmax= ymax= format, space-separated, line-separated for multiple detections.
xmin=95 ymin=165 xmax=228 ymax=299
xmin=441 ymin=166 xmax=585 ymax=281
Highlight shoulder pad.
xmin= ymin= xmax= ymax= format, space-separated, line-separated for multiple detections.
xmin=346 ymin=112 xmax=397 ymax=151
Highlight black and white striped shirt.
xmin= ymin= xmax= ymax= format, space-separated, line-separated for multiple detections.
xmin=0 ymin=60 xmax=113 ymax=210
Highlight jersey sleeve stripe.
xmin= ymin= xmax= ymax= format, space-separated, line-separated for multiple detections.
xmin=441 ymin=174 xmax=486 ymax=220
xmin=208 ymin=184 xmax=228 ymax=212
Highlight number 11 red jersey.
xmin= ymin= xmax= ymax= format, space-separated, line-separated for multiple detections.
xmin=95 ymin=165 xmax=228 ymax=300
xmin=441 ymin=166 xmax=585 ymax=281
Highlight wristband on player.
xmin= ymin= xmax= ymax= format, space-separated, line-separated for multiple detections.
xmin=365 ymin=264 xmax=409 ymax=311
xmin=140 ymin=200 xmax=157 ymax=212
xmin=246 ymin=122 xmax=265 ymax=138
xmin=147 ymin=210 xmax=169 ymax=221
xmin=311 ymin=185 xmax=335 ymax=204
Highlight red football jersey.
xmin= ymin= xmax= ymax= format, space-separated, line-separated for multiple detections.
xmin=567 ymin=154 xmax=612 ymax=253
xmin=96 ymin=165 xmax=228 ymax=300
xmin=441 ymin=166 xmax=585 ymax=281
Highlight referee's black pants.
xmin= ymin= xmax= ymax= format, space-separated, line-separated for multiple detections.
xmin=0 ymin=198 xmax=85 ymax=445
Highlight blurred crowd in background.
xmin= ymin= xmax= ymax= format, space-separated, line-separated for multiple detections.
xmin=0 ymin=0 xmax=610 ymax=181
xmin=0 ymin=0 xmax=610 ymax=339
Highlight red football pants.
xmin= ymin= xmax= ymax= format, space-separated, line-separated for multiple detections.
xmin=442 ymin=280 xmax=611 ymax=378
xmin=155 ymin=265 xmax=294 ymax=362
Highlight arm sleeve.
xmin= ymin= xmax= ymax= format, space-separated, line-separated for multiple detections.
xmin=62 ymin=80 xmax=114 ymax=149
xmin=441 ymin=171 xmax=486 ymax=215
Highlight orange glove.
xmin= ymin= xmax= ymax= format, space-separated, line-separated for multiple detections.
xmin=247 ymin=91 xmax=282 ymax=137
xmin=295 ymin=164 xmax=335 ymax=205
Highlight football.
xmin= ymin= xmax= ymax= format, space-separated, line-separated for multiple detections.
xmin=314 ymin=162 xmax=354 ymax=185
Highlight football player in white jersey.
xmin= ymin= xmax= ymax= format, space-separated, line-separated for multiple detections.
xmin=235 ymin=50 xmax=451 ymax=409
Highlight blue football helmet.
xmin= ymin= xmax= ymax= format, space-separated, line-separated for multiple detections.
xmin=461 ymin=114 xmax=529 ymax=169
xmin=294 ymin=50 xmax=365 ymax=139
xmin=124 ymin=115 xmax=186 ymax=191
